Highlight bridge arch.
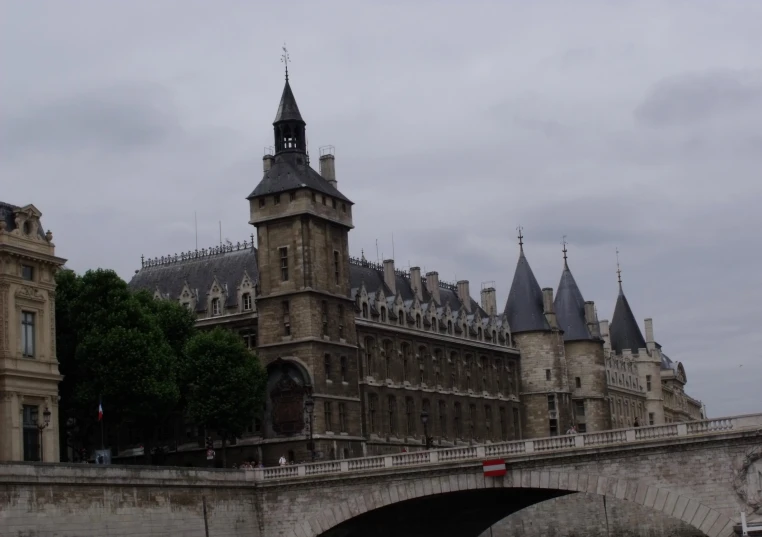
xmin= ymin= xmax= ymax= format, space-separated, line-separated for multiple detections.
xmin=288 ymin=469 xmax=735 ymax=537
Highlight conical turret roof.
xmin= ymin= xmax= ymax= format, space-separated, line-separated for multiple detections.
xmin=609 ymin=285 xmax=646 ymax=354
xmin=554 ymin=260 xmax=593 ymax=342
xmin=504 ymin=245 xmax=550 ymax=334
xmin=274 ymin=80 xmax=304 ymax=124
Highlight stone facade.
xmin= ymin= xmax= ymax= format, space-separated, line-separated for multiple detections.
xmin=0 ymin=202 xmax=66 ymax=463
xmin=126 ymin=77 xmax=704 ymax=466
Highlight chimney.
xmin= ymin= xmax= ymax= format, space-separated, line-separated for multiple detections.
xmin=383 ymin=259 xmax=396 ymax=295
xmin=542 ymin=287 xmax=558 ymax=329
xmin=644 ymin=318 xmax=654 ymax=343
xmin=584 ymin=301 xmax=601 ymax=338
xmin=599 ymin=319 xmax=610 ymax=350
xmin=480 ymin=286 xmax=497 ymax=316
xmin=457 ymin=280 xmax=471 ymax=313
xmin=263 ymin=154 xmax=274 ymax=172
xmin=425 ymin=271 xmax=440 ymax=304
xmin=410 ymin=267 xmax=423 ymax=301
xmin=319 ymin=147 xmax=337 ymax=189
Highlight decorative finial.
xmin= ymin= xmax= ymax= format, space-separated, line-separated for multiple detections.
xmin=517 ymin=226 xmax=524 ymax=253
xmin=562 ymin=235 xmax=568 ymax=267
xmin=281 ymin=43 xmax=290 ymax=81
xmin=616 ymin=247 xmax=622 ymax=287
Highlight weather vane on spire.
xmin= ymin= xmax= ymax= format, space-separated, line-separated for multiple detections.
xmin=562 ymin=235 xmax=568 ymax=264
xmin=281 ymin=43 xmax=290 ymax=81
xmin=517 ymin=226 xmax=524 ymax=250
xmin=616 ymin=247 xmax=622 ymax=285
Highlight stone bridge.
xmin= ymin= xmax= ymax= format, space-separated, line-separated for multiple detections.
xmin=1 ymin=414 xmax=761 ymax=537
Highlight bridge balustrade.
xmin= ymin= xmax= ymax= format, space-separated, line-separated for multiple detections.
xmin=250 ymin=413 xmax=762 ymax=482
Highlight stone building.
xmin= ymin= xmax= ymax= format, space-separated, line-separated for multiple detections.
xmin=128 ymin=76 xmax=703 ymax=466
xmin=0 ymin=202 xmax=65 ymax=462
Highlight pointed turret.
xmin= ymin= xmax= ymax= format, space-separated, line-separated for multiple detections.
xmin=609 ymin=259 xmax=646 ymax=354
xmin=554 ymin=245 xmax=593 ymax=341
xmin=503 ymin=231 xmax=550 ymax=333
xmin=274 ymin=80 xmax=304 ymax=124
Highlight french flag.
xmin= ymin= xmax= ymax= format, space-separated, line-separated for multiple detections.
xmin=98 ymin=402 xmax=103 ymax=421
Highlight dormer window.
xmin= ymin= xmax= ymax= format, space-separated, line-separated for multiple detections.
xmin=362 ymin=303 xmax=369 ymax=319
xmin=211 ymin=298 xmax=221 ymax=316
xmin=380 ymin=307 xmax=387 ymax=322
xmin=399 ymin=310 xmax=405 ymax=325
xmin=242 ymin=293 xmax=252 ymax=311
xmin=23 ymin=221 xmax=31 ymax=234
xmin=447 ymin=321 xmax=453 ymax=335
xmin=415 ymin=314 xmax=422 ymax=329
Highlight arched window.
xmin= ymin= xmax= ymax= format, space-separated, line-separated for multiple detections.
xmin=383 ymin=340 xmax=393 ymax=379
xmin=447 ymin=320 xmax=453 ymax=335
xmin=380 ymin=307 xmax=387 ymax=322
xmin=492 ymin=330 xmax=497 ymax=342
xmin=477 ymin=327 xmax=483 ymax=341
xmin=415 ymin=314 xmax=422 ymax=329
xmin=399 ymin=309 xmax=405 ymax=325
xmin=401 ymin=343 xmax=410 ymax=382
xmin=450 ymin=352 xmax=459 ymax=389
xmin=418 ymin=346 xmax=428 ymax=385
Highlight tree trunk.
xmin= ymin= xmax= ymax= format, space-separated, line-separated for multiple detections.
xmin=221 ymin=436 xmax=227 ymax=468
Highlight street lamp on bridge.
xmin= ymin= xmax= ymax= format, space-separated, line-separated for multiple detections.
xmin=35 ymin=407 xmax=51 ymax=462
xmin=420 ymin=409 xmax=432 ymax=450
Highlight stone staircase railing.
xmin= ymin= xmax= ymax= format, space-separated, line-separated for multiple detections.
xmin=254 ymin=413 xmax=762 ymax=482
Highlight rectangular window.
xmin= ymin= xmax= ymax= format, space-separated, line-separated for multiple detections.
xmin=282 ymin=300 xmax=291 ymax=336
xmin=340 ymin=356 xmax=347 ymax=382
xmin=512 ymin=407 xmax=521 ymax=439
xmin=279 ymin=247 xmax=289 ymax=281
xmin=575 ymin=400 xmax=586 ymax=417
xmin=500 ymin=407 xmax=507 ymax=440
xmin=454 ymin=403 xmax=462 ymax=438
xmin=648 ymin=412 xmax=655 ymax=426
xmin=322 ymin=195 xmax=326 ymax=205
xmin=289 ymin=192 xmax=296 ymax=202
xmin=334 ymin=250 xmax=340 ymax=285
xmin=312 ymin=192 xmax=317 ymax=202
xmin=646 ymin=375 xmax=652 ymax=392
xmin=242 ymin=293 xmax=252 ymax=311
xmin=578 ymin=423 xmax=587 ymax=433
xmin=368 ymin=396 xmax=376 ymax=433
xmin=575 ymin=377 xmax=581 ymax=388
xmin=22 ymin=312 xmax=35 ymax=357
xmin=469 ymin=404 xmax=476 ymax=439
xmin=322 ymin=301 xmax=328 ymax=336
xmin=342 ymin=203 xmax=347 ymax=213
xmin=338 ymin=305 xmax=344 ymax=339
xmin=211 ymin=298 xmax=221 ymax=316
xmin=549 ymin=419 xmax=558 ymax=436
xmin=547 ymin=394 xmax=556 ymax=412
xmin=324 ymin=402 xmax=333 ymax=431
xmin=324 ymin=354 xmax=331 ymax=382
xmin=338 ymin=403 xmax=346 ymax=432
xmin=545 ymin=369 xmax=551 ymax=381
xmin=274 ymin=194 xmax=280 ymax=205
xmin=485 ymin=405 xmax=493 ymax=437
xmin=438 ymin=400 xmax=447 ymax=438
xmin=21 ymin=265 xmax=34 ymax=281
xmin=332 ymin=199 xmax=337 ymax=209
xmin=258 ymin=198 xmax=265 ymax=208
xmin=23 ymin=405 xmax=40 ymax=461
xmin=406 ymin=398 xmax=415 ymax=436
xmin=387 ymin=396 xmax=397 ymax=435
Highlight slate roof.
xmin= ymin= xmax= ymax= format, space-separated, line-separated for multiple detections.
xmin=554 ymin=261 xmax=594 ymax=341
xmin=274 ymin=80 xmax=304 ymax=124
xmin=0 ymin=201 xmax=47 ymax=239
xmin=248 ymin=152 xmax=353 ymax=203
xmin=504 ymin=247 xmax=550 ymax=333
xmin=609 ymin=285 xmax=647 ymax=354
xmin=128 ymin=246 xmax=258 ymax=313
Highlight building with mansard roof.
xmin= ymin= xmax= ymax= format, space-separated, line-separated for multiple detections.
xmin=127 ymin=76 xmax=703 ymax=467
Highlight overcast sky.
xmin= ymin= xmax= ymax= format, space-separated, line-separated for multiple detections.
xmin=2 ymin=1 xmax=760 ymax=416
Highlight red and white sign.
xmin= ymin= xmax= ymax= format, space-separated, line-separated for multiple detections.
xmin=482 ymin=459 xmax=506 ymax=477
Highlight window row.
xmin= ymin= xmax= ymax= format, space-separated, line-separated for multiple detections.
xmin=323 ymin=354 xmax=350 ymax=383
xmin=323 ymin=401 xmax=348 ymax=433
xmin=257 ymin=191 xmax=348 ymax=213
xmin=207 ymin=293 xmax=253 ymax=316
xmin=361 ymin=338 xmax=518 ymax=395
xmin=610 ymin=397 xmax=648 ymax=427
xmin=366 ymin=395 xmax=521 ymax=442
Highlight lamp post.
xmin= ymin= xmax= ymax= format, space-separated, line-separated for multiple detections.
xmin=304 ymin=393 xmax=315 ymax=462
xmin=420 ymin=409 xmax=431 ymax=450
xmin=36 ymin=407 xmax=51 ymax=462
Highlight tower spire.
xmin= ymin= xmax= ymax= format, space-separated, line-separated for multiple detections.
xmin=281 ymin=43 xmax=290 ymax=81
xmin=616 ymin=247 xmax=622 ymax=290
xmin=517 ymin=225 xmax=524 ymax=254
xmin=562 ymin=235 xmax=568 ymax=268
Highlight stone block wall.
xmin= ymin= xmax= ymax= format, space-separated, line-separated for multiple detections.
xmin=482 ymin=492 xmax=705 ymax=537
xmin=565 ymin=339 xmax=611 ymax=432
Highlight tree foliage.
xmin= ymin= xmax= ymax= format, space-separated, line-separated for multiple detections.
xmin=183 ymin=327 xmax=266 ymax=465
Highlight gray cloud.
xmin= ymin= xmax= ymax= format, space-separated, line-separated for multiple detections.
xmin=0 ymin=84 xmax=180 ymax=157
xmin=1 ymin=0 xmax=760 ymax=417
xmin=635 ymin=70 xmax=762 ymax=127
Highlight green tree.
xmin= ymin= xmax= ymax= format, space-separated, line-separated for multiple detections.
xmin=183 ymin=327 xmax=267 ymax=467
xmin=55 ymin=269 xmax=193 ymax=463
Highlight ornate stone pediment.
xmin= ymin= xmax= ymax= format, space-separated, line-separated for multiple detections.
xmin=15 ymin=286 xmax=44 ymax=302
